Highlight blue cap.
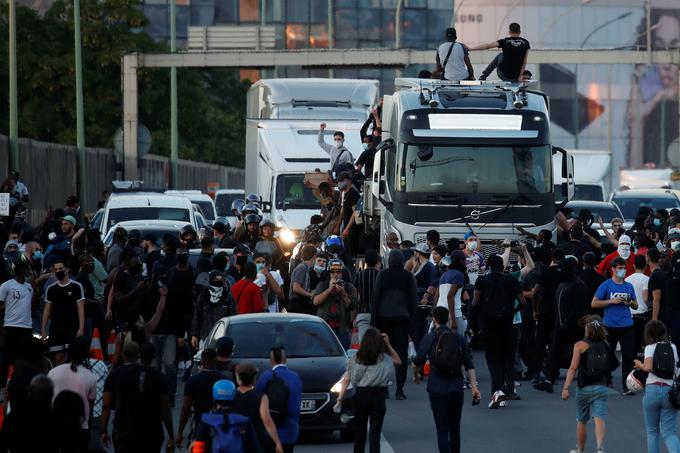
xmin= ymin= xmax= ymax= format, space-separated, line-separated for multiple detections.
xmin=213 ymin=379 xmax=236 ymax=402
xmin=463 ymin=232 xmax=477 ymax=241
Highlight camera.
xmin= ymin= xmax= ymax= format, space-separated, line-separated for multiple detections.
xmin=335 ymin=280 xmax=344 ymax=288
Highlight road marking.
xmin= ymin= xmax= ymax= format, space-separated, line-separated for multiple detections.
xmin=381 ymin=434 xmax=396 ymax=453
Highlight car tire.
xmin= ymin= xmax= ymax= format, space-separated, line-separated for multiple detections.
xmin=339 ymin=427 xmax=355 ymax=443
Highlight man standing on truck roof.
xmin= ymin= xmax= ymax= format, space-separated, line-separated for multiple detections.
xmin=471 ymin=22 xmax=530 ymax=82
xmin=319 ymin=123 xmax=354 ymax=178
xmin=435 ymin=27 xmax=474 ymax=81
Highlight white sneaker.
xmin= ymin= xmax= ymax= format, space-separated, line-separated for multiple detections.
xmin=499 ymin=400 xmax=508 ymax=407
xmin=569 ymin=449 xmax=584 ymax=453
xmin=488 ymin=390 xmax=506 ymax=409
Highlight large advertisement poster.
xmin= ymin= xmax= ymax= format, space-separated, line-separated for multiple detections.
xmin=452 ymin=0 xmax=679 ymax=172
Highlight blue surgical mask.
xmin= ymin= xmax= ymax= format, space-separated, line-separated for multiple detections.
xmin=362 ymin=143 xmax=369 ymax=151
xmin=314 ymin=264 xmax=325 ymax=273
xmin=33 ymin=250 xmax=43 ymax=260
xmin=256 ymin=263 xmax=265 ymax=273
xmin=615 ymin=269 xmax=626 ymax=279
xmin=654 ymin=218 xmax=662 ymax=227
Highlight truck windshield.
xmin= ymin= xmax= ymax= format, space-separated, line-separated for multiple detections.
xmin=399 ymin=144 xmax=551 ymax=194
xmin=275 ymin=175 xmax=319 ymax=209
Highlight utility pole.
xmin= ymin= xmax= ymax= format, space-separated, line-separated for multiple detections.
xmin=395 ymin=0 xmax=403 ymax=77
xmin=170 ymin=0 xmax=178 ymax=189
xmin=74 ymin=0 xmax=86 ymax=205
xmin=645 ymin=0 xmax=652 ymax=63
xmin=328 ymin=0 xmax=334 ymax=78
xmin=8 ymin=0 xmax=18 ymax=171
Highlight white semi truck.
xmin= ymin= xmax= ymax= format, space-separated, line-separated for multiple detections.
xmin=553 ymin=149 xmax=612 ymax=202
xmin=364 ymin=78 xmax=574 ymax=256
xmin=245 ymin=78 xmax=379 ymax=246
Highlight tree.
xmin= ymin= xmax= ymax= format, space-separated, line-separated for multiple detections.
xmin=0 ymin=0 xmax=248 ymax=167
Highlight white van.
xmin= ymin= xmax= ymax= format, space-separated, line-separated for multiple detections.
xmin=164 ymin=190 xmax=218 ymax=225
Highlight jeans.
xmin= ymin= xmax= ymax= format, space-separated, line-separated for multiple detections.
xmin=606 ymin=325 xmax=635 ymax=391
xmin=484 ymin=325 xmax=515 ymax=394
xmin=481 ymin=54 xmax=512 ymax=81
xmin=151 ymin=334 xmax=177 ymax=395
xmin=643 ymin=384 xmax=680 ymax=453
xmin=355 ymin=313 xmax=372 ymax=344
xmin=354 ymin=387 xmax=386 ymax=453
xmin=576 ymin=385 xmax=609 ymax=422
xmin=429 ymin=390 xmax=464 ymax=453
xmin=374 ymin=317 xmax=410 ymax=392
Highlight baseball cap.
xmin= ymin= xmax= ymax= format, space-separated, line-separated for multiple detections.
xmin=412 ymin=243 xmax=430 ymax=255
xmin=668 ymin=228 xmax=680 ymax=240
xmin=61 ymin=215 xmax=77 ymax=226
xmin=216 ymin=336 xmax=234 ymax=357
xmin=463 ymin=232 xmax=477 ymax=241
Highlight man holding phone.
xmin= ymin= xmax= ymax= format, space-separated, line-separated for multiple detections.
xmin=312 ymin=259 xmax=357 ymax=350
xmin=592 ymin=257 xmax=638 ymax=394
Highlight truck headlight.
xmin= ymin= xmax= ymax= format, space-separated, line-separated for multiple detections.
xmin=280 ymin=228 xmax=296 ymax=245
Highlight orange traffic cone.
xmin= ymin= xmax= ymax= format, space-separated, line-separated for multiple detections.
xmin=350 ymin=327 xmax=360 ymax=350
xmin=90 ymin=328 xmax=104 ymax=360
xmin=105 ymin=331 xmax=116 ymax=362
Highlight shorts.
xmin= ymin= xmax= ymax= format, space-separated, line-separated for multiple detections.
xmin=576 ymin=385 xmax=608 ymax=422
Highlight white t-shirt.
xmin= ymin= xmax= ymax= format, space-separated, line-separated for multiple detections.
xmin=644 ymin=342 xmax=679 ymax=386
xmin=437 ymin=269 xmax=465 ymax=318
xmin=0 ymin=279 xmax=33 ymax=329
xmin=48 ymin=363 xmax=97 ymax=429
xmin=625 ymin=272 xmax=649 ymax=315
xmin=437 ymin=41 xmax=470 ymax=81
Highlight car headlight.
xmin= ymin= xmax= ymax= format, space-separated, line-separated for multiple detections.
xmin=331 ymin=377 xmax=353 ymax=393
xmin=280 ymin=228 xmax=296 ymax=245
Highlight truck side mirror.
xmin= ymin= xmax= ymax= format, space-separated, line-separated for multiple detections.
xmin=376 ymin=138 xmax=395 ymax=153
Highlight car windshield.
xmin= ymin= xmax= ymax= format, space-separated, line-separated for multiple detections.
xmin=276 ymin=175 xmax=319 ymax=209
xmin=215 ymin=193 xmax=243 ymax=216
xmin=399 ymin=144 xmax=551 ymax=194
xmin=568 ymin=205 xmax=622 ymax=223
xmin=194 ymin=201 xmax=215 ymax=220
xmin=556 ymin=184 xmax=604 ymax=202
xmin=104 ymin=227 xmax=180 ymax=247
xmin=612 ymin=196 xmax=680 ymax=220
xmin=108 ymin=207 xmax=190 ymax=227
xmin=227 ymin=320 xmax=344 ymax=358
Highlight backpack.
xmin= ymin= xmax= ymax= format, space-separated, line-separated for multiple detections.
xmin=264 ymin=369 xmax=290 ymax=425
xmin=431 ymin=329 xmax=462 ymax=378
xmin=480 ymin=274 xmax=512 ymax=321
xmin=653 ymin=342 xmax=676 ymax=380
xmin=584 ymin=340 xmax=610 ymax=378
xmin=201 ymin=412 xmax=250 ymax=453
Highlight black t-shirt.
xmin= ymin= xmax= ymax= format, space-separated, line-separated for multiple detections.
xmin=497 ymin=37 xmax=530 ymax=80
xmin=169 ymin=266 xmax=196 ymax=317
xmin=558 ymin=240 xmax=593 ymax=264
xmin=474 ymin=272 xmax=521 ymax=328
xmin=234 ymin=389 xmax=267 ymax=445
xmin=536 ymin=265 xmax=565 ymax=319
xmin=356 ymin=147 xmax=377 ymax=175
xmin=649 ymin=269 xmax=671 ymax=311
xmin=341 ymin=188 xmax=360 ymax=229
xmin=578 ymin=268 xmax=606 ymax=317
xmin=45 ymin=280 xmax=84 ymax=338
xmin=184 ymin=369 xmax=227 ymax=429
xmin=114 ymin=271 xmax=145 ymax=325
xmin=556 ymin=277 xmax=590 ymax=328
xmin=145 ymin=250 xmax=162 ymax=276
xmin=104 ymin=363 xmax=168 ymax=439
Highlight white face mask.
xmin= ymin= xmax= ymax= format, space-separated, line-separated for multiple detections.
xmin=335 ymin=139 xmax=344 ymax=147
xmin=672 ymin=241 xmax=680 ymax=251
xmin=466 ymin=241 xmax=478 ymax=252
xmin=618 ymin=244 xmax=631 ymax=259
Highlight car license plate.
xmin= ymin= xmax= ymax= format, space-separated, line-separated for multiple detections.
xmin=300 ymin=399 xmax=316 ymax=411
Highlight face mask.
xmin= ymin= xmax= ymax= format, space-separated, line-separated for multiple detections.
xmin=208 ymin=285 xmax=224 ymax=304
xmin=236 ymin=255 xmax=247 ymax=267
xmin=672 ymin=241 xmax=680 ymax=251
xmin=33 ymin=250 xmax=43 ymax=260
xmin=618 ymin=245 xmax=631 ymax=259
xmin=177 ymin=255 xmax=189 ymax=265
xmin=615 ymin=269 xmax=626 ymax=279
xmin=466 ymin=241 xmax=478 ymax=252
xmin=314 ymin=264 xmax=325 ymax=273
xmin=362 ymin=143 xmax=369 ymax=151
xmin=654 ymin=218 xmax=662 ymax=227
xmin=256 ymin=263 xmax=265 ymax=273
xmin=335 ymin=139 xmax=344 ymax=147
xmin=55 ymin=270 xmax=66 ymax=280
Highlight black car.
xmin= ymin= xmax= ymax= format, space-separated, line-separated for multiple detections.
xmin=197 ymin=313 xmax=356 ymax=438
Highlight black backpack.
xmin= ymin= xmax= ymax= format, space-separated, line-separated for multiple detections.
xmin=585 ymin=340 xmax=610 ymax=378
xmin=431 ymin=329 xmax=462 ymax=378
xmin=264 ymin=369 xmax=290 ymax=425
xmin=653 ymin=342 xmax=676 ymax=380
xmin=480 ymin=274 xmax=512 ymax=321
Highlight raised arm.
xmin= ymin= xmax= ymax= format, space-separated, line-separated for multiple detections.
xmin=318 ymin=123 xmax=332 ymax=154
xmin=469 ymin=41 xmax=499 ymax=51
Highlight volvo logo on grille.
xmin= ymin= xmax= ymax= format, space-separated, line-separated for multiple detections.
xmin=470 ymin=210 xmax=481 ymax=220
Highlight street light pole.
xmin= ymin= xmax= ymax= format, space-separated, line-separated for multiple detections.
xmin=8 ymin=0 xmax=18 ymax=171
xmin=328 ymin=0 xmax=334 ymax=78
xmin=170 ymin=0 xmax=178 ymax=189
xmin=645 ymin=0 xmax=652 ymax=64
xmin=74 ymin=0 xmax=86 ymax=205
xmin=395 ymin=0 xmax=403 ymax=77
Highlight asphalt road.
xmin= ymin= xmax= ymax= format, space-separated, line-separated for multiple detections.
xmin=166 ymin=351 xmax=650 ymax=453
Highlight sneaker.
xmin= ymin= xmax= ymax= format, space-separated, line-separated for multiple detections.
xmin=622 ymin=390 xmax=635 ymax=396
xmin=479 ymin=74 xmax=488 ymax=81
xmin=395 ymin=390 xmax=407 ymax=400
xmin=596 ymin=448 xmax=605 ymax=453
xmin=569 ymin=449 xmax=584 ymax=453
xmin=499 ymin=400 xmax=509 ymax=407
xmin=488 ymin=390 xmax=506 ymax=409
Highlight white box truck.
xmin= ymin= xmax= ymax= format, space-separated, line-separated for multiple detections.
xmin=553 ymin=149 xmax=612 ymax=201
xmin=245 ymin=78 xmax=380 ymax=247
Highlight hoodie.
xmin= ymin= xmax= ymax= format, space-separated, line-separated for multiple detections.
xmin=371 ymin=250 xmax=417 ymax=321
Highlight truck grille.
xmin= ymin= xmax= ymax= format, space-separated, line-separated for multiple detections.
xmin=413 ymin=234 xmax=532 ymax=260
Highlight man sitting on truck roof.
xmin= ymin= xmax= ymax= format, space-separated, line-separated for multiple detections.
xmin=435 ymin=27 xmax=474 ymax=81
xmin=471 ymin=22 xmax=530 ymax=82
xmin=319 ymin=123 xmax=354 ymax=178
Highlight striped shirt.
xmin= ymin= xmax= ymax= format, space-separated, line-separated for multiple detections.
xmin=354 ymin=267 xmax=379 ymax=314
